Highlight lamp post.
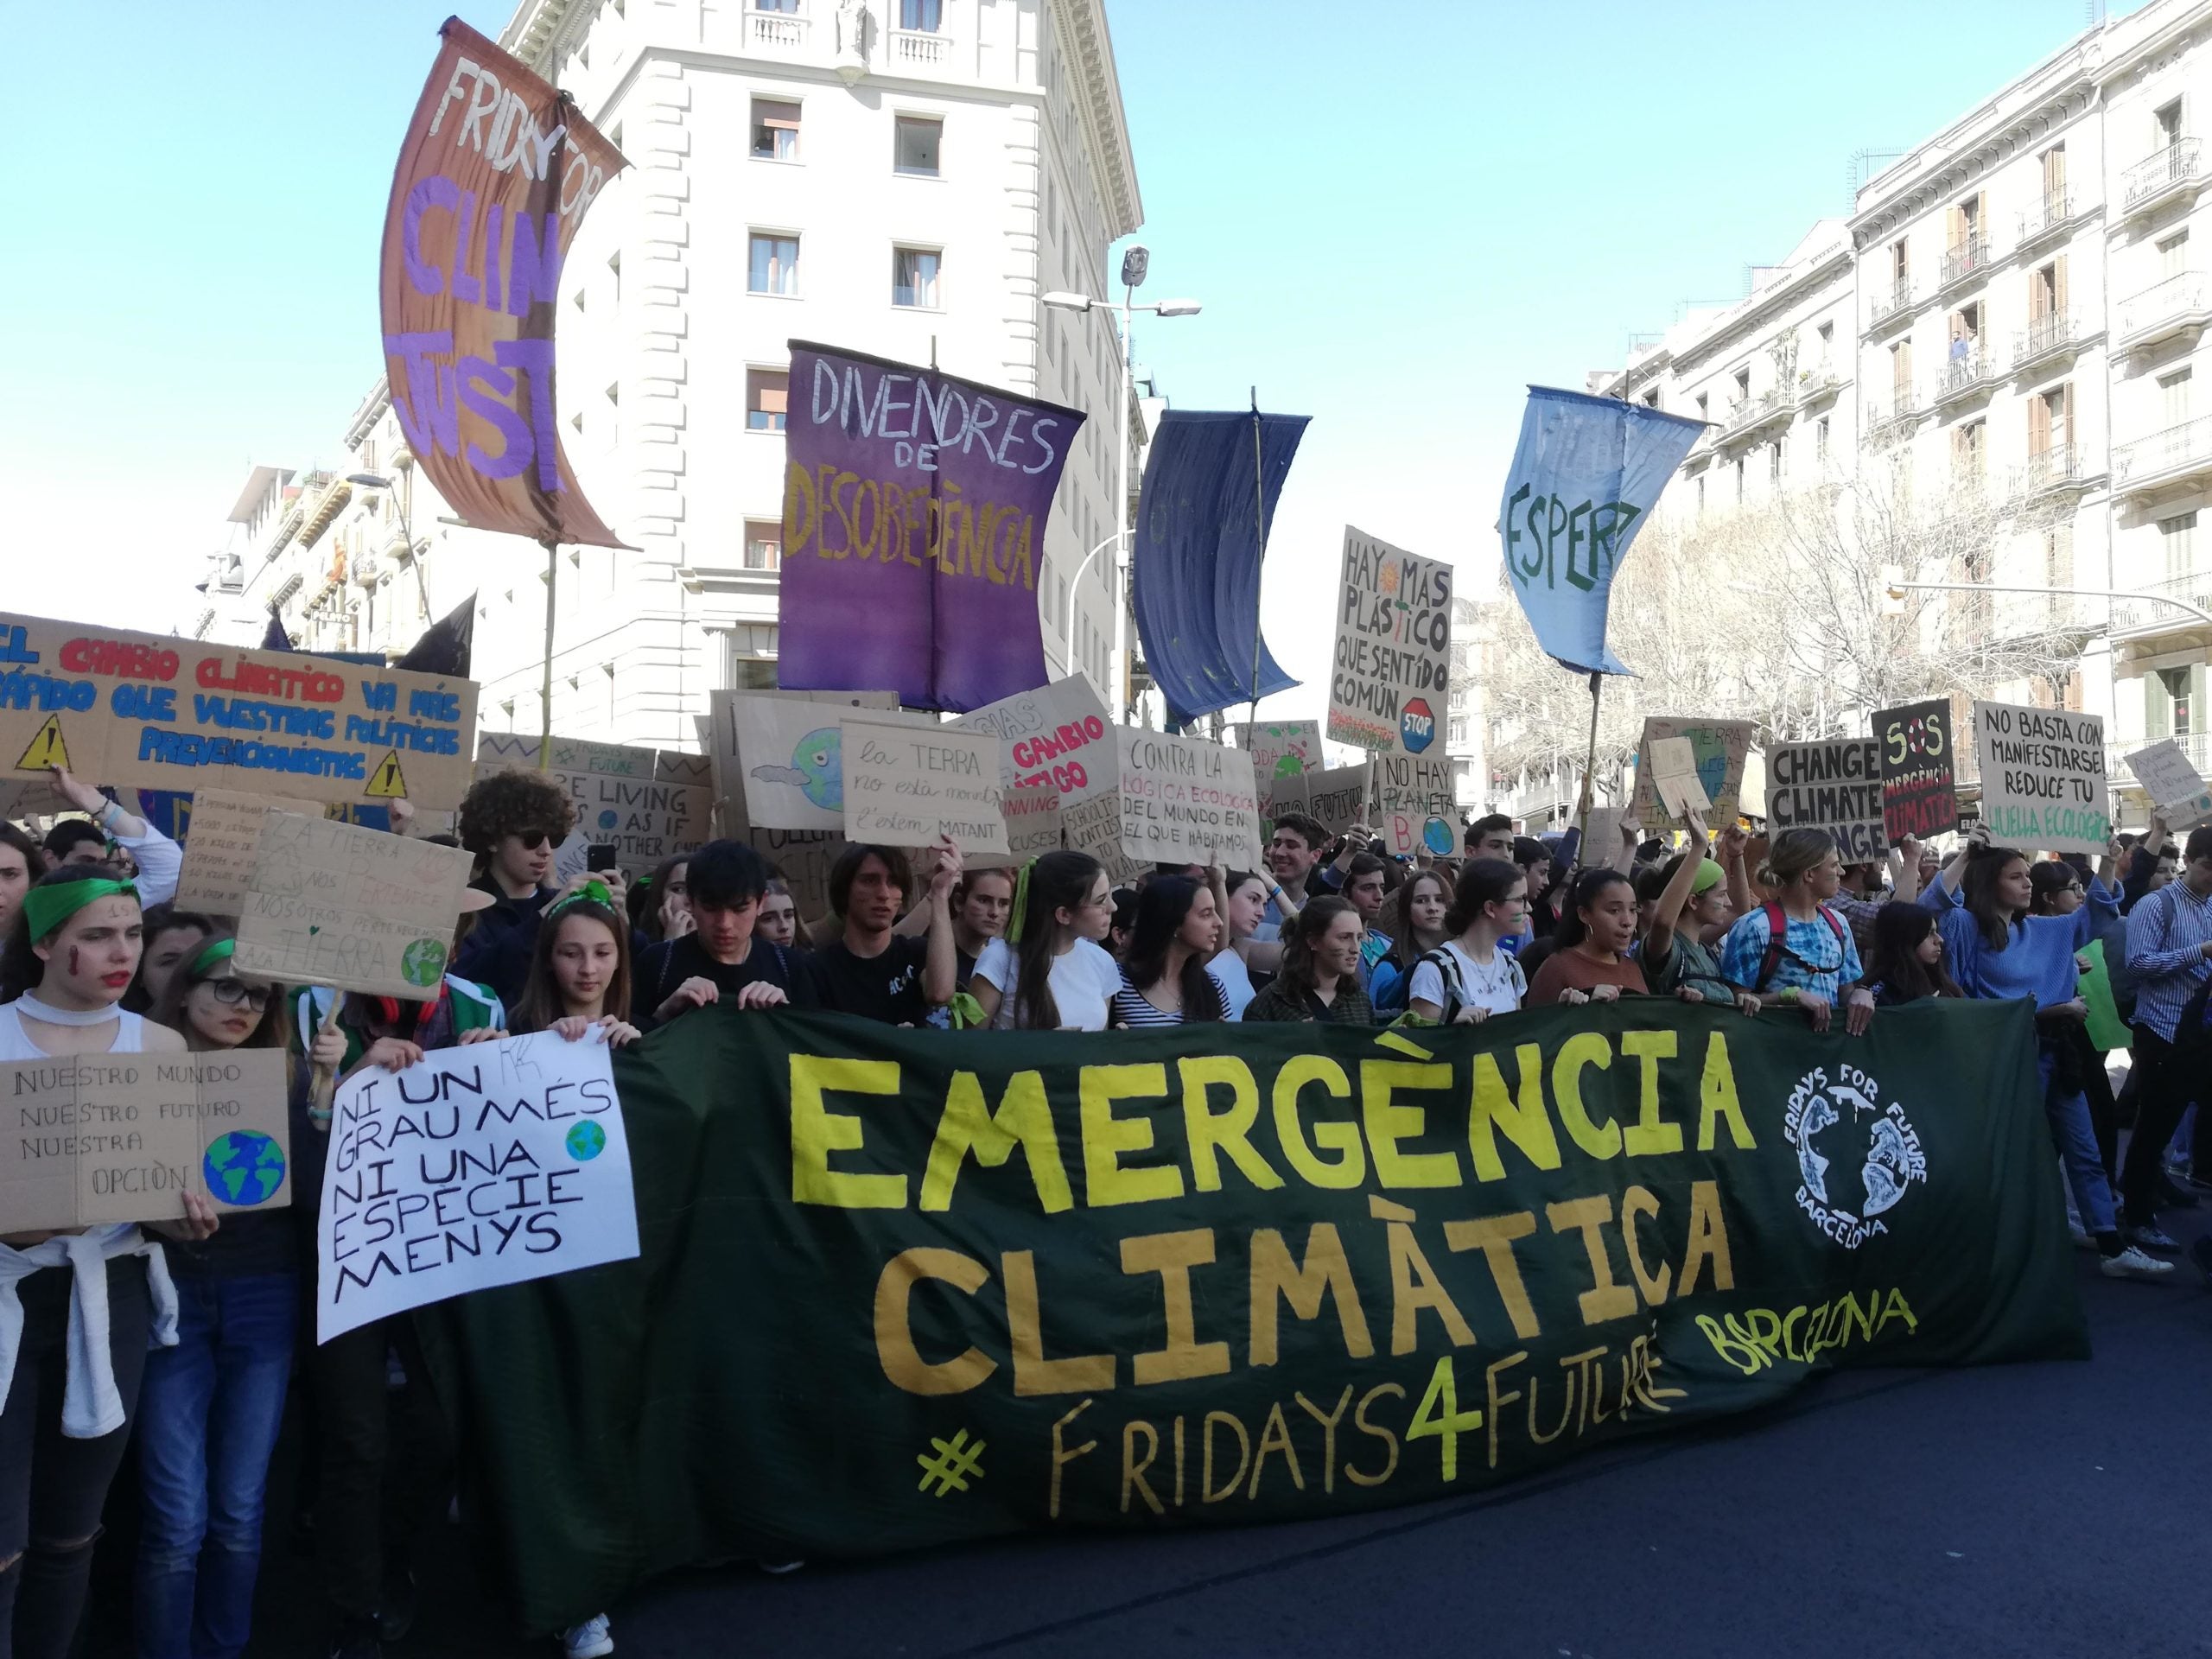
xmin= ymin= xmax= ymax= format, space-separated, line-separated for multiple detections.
xmin=1043 ymin=246 xmax=1200 ymax=719
xmin=345 ymin=471 xmax=432 ymax=627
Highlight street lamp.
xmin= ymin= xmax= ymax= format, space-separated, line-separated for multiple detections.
xmin=345 ymin=471 xmax=432 ymax=626
xmin=1042 ymin=244 xmax=1202 ymax=717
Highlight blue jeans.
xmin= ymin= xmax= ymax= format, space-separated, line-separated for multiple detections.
xmin=132 ymin=1272 xmax=297 ymax=1659
xmin=2039 ymin=1048 xmax=2117 ymax=1236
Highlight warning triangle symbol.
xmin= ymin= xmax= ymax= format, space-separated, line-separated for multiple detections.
xmin=14 ymin=715 xmax=69 ymax=773
xmin=365 ymin=750 xmax=410 ymax=798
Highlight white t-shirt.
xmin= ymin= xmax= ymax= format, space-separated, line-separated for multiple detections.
xmin=1207 ymin=950 xmax=1255 ymax=1021
xmin=1406 ymin=941 xmax=1526 ymax=1019
xmin=972 ymin=937 xmax=1122 ymax=1031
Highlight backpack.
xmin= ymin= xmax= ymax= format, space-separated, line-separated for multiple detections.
xmin=1414 ymin=946 xmax=1469 ymax=1024
xmin=1752 ymin=901 xmax=1850 ymax=995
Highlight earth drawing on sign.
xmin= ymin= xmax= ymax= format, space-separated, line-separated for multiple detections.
xmin=202 ymin=1130 xmax=286 ymax=1206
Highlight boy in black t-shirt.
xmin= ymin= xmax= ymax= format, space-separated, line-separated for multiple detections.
xmin=632 ymin=840 xmax=809 ymax=1028
xmin=802 ymin=838 xmax=960 ymax=1025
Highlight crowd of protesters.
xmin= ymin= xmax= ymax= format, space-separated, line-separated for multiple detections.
xmin=5 ymin=760 xmax=2210 ymax=1659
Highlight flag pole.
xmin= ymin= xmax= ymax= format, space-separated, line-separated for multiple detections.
xmin=1574 ymin=670 xmax=1602 ymax=842
xmin=538 ymin=536 xmax=558 ymax=769
xmin=1247 ymin=387 xmax=1265 ymax=728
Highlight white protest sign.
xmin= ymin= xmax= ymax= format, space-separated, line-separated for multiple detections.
xmin=1001 ymin=783 xmax=1063 ymax=860
xmin=1326 ymin=525 xmax=1454 ymax=755
xmin=316 ymin=1031 xmax=639 ymax=1344
xmin=173 ymin=788 xmax=331 ymax=915
xmin=2126 ymin=741 xmax=2212 ymax=829
xmin=709 ymin=691 xmax=924 ymax=832
xmin=235 ymin=813 xmax=477 ymax=998
xmin=1767 ymin=739 xmax=1887 ymax=861
xmin=1230 ymin=719 xmax=1323 ymax=784
xmin=1648 ymin=737 xmax=1711 ymax=818
xmin=475 ymin=734 xmax=712 ymax=878
xmin=1374 ymin=753 xmax=1456 ymax=856
xmin=840 ymin=717 xmax=1008 ymax=854
xmin=1972 ymin=701 xmax=2110 ymax=855
xmin=1117 ymin=728 xmax=1262 ymax=868
xmin=950 ymin=674 xmax=1114 ymax=804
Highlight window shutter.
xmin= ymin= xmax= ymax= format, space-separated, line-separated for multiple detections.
xmin=1946 ymin=204 xmax=1963 ymax=250
xmin=2029 ymin=392 xmax=2050 ymax=456
xmin=2150 ymin=674 xmax=2172 ymax=740
xmin=2055 ymin=256 xmax=2069 ymax=314
xmin=1977 ymin=192 xmax=1989 ymax=243
xmin=2061 ymin=384 xmax=2075 ymax=450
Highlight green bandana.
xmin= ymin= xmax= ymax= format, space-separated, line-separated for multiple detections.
xmin=547 ymin=878 xmax=617 ymax=922
xmin=187 ymin=936 xmax=237 ymax=978
xmin=22 ymin=877 xmax=138 ymax=943
xmin=947 ymin=990 xmax=988 ymax=1031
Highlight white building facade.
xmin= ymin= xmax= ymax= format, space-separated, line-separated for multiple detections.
xmin=200 ymin=0 xmax=1142 ymax=749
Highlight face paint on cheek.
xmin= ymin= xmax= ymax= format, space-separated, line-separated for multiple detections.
xmin=68 ymin=947 xmax=79 ymax=978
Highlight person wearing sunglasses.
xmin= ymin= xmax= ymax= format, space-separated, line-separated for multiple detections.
xmin=137 ymin=936 xmax=302 ymax=1659
xmin=450 ymin=771 xmax=581 ymax=1008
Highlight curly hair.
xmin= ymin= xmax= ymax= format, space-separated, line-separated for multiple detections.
xmin=455 ymin=770 xmax=575 ymax=858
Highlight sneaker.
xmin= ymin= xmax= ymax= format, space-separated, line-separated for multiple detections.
xmin=2101 ymin=1245 xmax=2177 ymax=1281
xmin=328 ymin=1619 xmax=383 ymax=1659
xmin=562 ymin=1615 xmax=614 ymax=1659
xmin=2191 ymin=1236 xmax=2212 ymax=1292
xmin=2126 ymin=1221 xmax=2183 ymax=1254
xmin=756 ymin=1558 xmax=807 ymax=1575
xmin=2067 ymin=1215 xmax=2095 ymax=1250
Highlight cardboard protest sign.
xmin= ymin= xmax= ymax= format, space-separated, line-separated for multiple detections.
xmin=950 ymin=674 xmax=1113 ymax=804
xmin=2126 ymin=740 xmax=2212 ymax=830
xmin=235 ymin=813 xmax=477 ymax=998
xmin=778 ymin=341 xmax=1086 ymax=712
xmin=1872 ymin=700 xmax=1959 ymax=839
xmin=1971 ymin=702 xmax=2109 ymax=854
xmin=317 ymin=1031 xmax=639 ymax=1343
xmin=1630 ymin=719 xmax=1753 ymax=825
xmin=840 ymin=718 xmax=1007 ymax=854
xmin=1001 ymin=783 xmax=1062 ymax=861
xmin=1230 ymin=719 xmax=1322 ymax=783
xmin=476 ymin=734 xmax=711 ymax=877
xmin=1117 ymin=729 xmax=1262 ymax=868
xmin=1 ymin=1050 xmax=290 ymax=1231
xmin=747 ymin=825 xmax=842 ymax=925
xmin=172 ymin=788 xmax=331 ymax=914
xmin=1305 ymin=766 xmax=1370 ymax=839
xmin=381 ymin=19 xmax=627 ymax=550
xmin=0 ymin=613 xmax=478 ymax=809
xmin=1648 ymin=737 xmax=1711 ymax=818
xmin=1375 ymin=753 xmax=1457 ymax=856
xmin=709 ymin=690 xmax=915 ymax=833
xmin=1326 ymin=526 xmax=1453 ymax=756
xmin=1767 ymin=740 xmax=1886 ymax=861
xmin=1064 ymin=791 xmax=1142 ymax=885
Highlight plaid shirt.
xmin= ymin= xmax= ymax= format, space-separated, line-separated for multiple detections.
xmin=2125 ymin=878 xmax=2212 ymax=1041
xmin=1244 ymin=978 xmax=1376 ymax=1025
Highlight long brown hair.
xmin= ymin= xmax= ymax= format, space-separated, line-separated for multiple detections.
xmin=1389 ymin=870 xmax=1450 ymax=969
xmin=1007 ymin=852 xmax=1103 ymax=1030
xmin=149 ymin=933 xmax=298 ymax=1083
xmin=1280 ymin=896 xmax=1359 ymax=999
xmin=512 ymin=898 xmax=633 ymax=1034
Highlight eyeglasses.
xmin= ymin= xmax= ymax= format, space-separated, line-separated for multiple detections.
xmin=206 ymin=978 xmax=271 ymax=1011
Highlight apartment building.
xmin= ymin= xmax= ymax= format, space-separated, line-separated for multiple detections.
xmin=1481 ymin=0 xmax=2212 ymax=823
xmin=198 ymin=0 xmax=1143 ymax=748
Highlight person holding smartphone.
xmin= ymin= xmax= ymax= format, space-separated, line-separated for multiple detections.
xmin=451 ymin=772 xmax=630 ymax=1009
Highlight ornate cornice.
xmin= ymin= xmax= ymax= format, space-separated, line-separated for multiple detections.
xmin=1852 ymin=81 xmax=2097 ymax=245
xmin=1051 ymin=0 xmax=1142 ymax=239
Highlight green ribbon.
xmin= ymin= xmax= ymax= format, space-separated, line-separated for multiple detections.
xmin=22 ymin=877 xmax=137 ymax=943
xmin=947 ymin=990 xmax=988 ymax=1031
xmin=548 ymin=878 xmax=617 ymax=921
xmin=186 ymin=936 xmax=237 ymax=979
xmin=1007 ymin=860 xmax=1034 ymax=944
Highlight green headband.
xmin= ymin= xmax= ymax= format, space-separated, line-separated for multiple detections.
xmin=546 ymin=878 xmax=616 ymax=922
xmin=23 ymin=877 xmax=137 ymax=943
xmin=187 ymin=937 xmax=236 ymax=978
xmin=1691 ymin=859 xmax=1726 ymax=897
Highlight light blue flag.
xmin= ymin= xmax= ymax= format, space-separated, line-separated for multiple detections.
xmin=1497 ymin=386 xmax=1706 ymax=676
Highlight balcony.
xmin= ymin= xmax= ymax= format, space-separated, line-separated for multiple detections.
xmin=2113 ymin=414 xmax=2212 ymax=499
xmin=2016 ymin=190 xmax=2080 ymax=251
xmin=1796 ymin=364 xmax=1847 ymax=406
xmin=2109 ymin=569 xmax=2212 ymax=641
xmin=2012 ymin=312 xmax=2080 ymax=373
xmin=2115 ymin=270 xmax=2212 ymax=355
xmin=1866 ymin=278 xmax=1916 ymax=334
xmin=1932 ymin=348 xmax=1996 ymax=408
xmin=2123 ymin=139 xmax=2206 ymax=218
xmin=1866 ymin=391 xmax=1923 ymax=442
xmin=746 ymin=10 xmax=810 ymax=50
xmin=889 ymin=29 xmax=950 ymax=67
xmin=2009 ymin=443 xmax=2087 ymax=501
xmin=1719 ymin=386 xmax=1791 ymax=442
xmin=1938 ymin=234 xmax=1993 ymax=294
xmin=2112 ymin=733 xmax=2212 ymax=783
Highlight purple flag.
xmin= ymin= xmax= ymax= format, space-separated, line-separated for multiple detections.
xmin=777 ymin=342 xmax=1085 ymax=712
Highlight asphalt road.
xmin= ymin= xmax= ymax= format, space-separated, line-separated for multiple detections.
xmin=85 ymin=1233 xmax=2212 ymax=1659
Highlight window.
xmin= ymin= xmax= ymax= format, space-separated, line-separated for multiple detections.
xmin=751 ymin=98 xmax=799 ymax=161
xmin=1694 ymin=391 xmax=1708 ymax=421
xmin=2157 ymin=98 xmax=2183 ymax=149
xmin=2030 ymin=260 xmax=2058 ymax=321
xmin=1890 ymin=338 xmax=1913 ymax=398
xmin=893 ymin=246 xmax=942 ymax=308
xmin=1952 ymin=419 xmax=1986 ymax=480
xmin=2042 ymin=142 xmax=2067 ymax=204
xmin=2158 ymin=667 xmax=2198 ymax=740
xmin=2030 ymin=385 xmax=2070 ymax=458
xmin=894 ymin=116 xmax=942 ymax=176
xmin=1890 ymin=237 xmax=1908 ymax=285
xmin=720 ymin=625 xmax=781 ymax=692
xmin=900 ymin=0 xmax=943 ymax=28
xmin=749 ymin=233 xmax=798 ymax=296
xmin=2160 ymin=228 xmax=2190 ymax=278
xmin=1732 ymin=457 xmax=1745 ymax=504
xmin=753 ymin=0 xmax=798 ymax=11
xmin=1815 ymin=416 xmax=1829 ymax=461
xmin=1732 ymin=366 xmax=1750 ymax=404
xmin=1815 ymin=320 xmax=1834 ymax=361
xmin=746 ymin=368 xmax=789 ymax=431
xmin=1641 ymin=390 xmax=1659 ymax=409
xmin=1694 ymin=475 xmax=1707 ymax=514
xmin=2161 ymin=365 xmax=2193 ymax=428
xmin=742 ymin=520 xmax=782 ymax=570
xmin=2161 ymin=511 xmax=2198 ymax=578
xmin=1769 ymin=442 xmax=1783 ymax=485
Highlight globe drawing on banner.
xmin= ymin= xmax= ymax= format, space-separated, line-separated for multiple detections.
xmin=202 ymin=1131 xmax=287 ymax=1206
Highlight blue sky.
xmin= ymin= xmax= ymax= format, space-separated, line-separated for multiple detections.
xmin=0 ymin=0 xmax=2145 ymax=722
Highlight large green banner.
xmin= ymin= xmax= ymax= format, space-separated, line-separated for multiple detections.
xmin=423 ymin=1001 xmax=2085 ymax=1632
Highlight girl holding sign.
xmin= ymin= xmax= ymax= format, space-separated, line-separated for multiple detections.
xmin=136 ymin=936 xmax=296 ymax=1659
xmin=507 ymin=881 xmax=643 ymax=1050
xmin=0 ymin=865 xmax=218 ymax=1659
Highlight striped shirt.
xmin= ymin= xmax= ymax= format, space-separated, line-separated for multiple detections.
xmin=1110 ymin=966 xmax=1228 ymax=1028
xmin=2124 ymin=877 xmax=2212 ymax=1041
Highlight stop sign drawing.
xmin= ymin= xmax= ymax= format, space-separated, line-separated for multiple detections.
xmin=1401 ymin=697 xmax=1435 ymax=753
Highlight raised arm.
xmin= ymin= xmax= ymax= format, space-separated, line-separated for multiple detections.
xmin=1718 ymin=822 xmax=1752 ymax=917
xmin=922 ymin=838 xmax=960 ymax=1007
xmin=1642 ymin=810 xmax=1708 ymax=968
xmin=1888 ymin=834 xmax=1922 ymax=906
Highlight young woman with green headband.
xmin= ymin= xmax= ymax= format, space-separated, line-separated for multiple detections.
xmin=505 ymin=880 xmax=642 ymax=1049
xmin=0 ymin=864 xmax=218 ymax=1659
xmin=134 ymin=934 xmax=297 ymax=1659
xmin=1641 ymin=811 xmax=1762 ymax=1014
xmin=969 ymin=852 xmax=1121 ymax=1030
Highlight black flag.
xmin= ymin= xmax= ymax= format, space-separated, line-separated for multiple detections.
xmin=396 ymin=594 xmax=476 ymax=677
